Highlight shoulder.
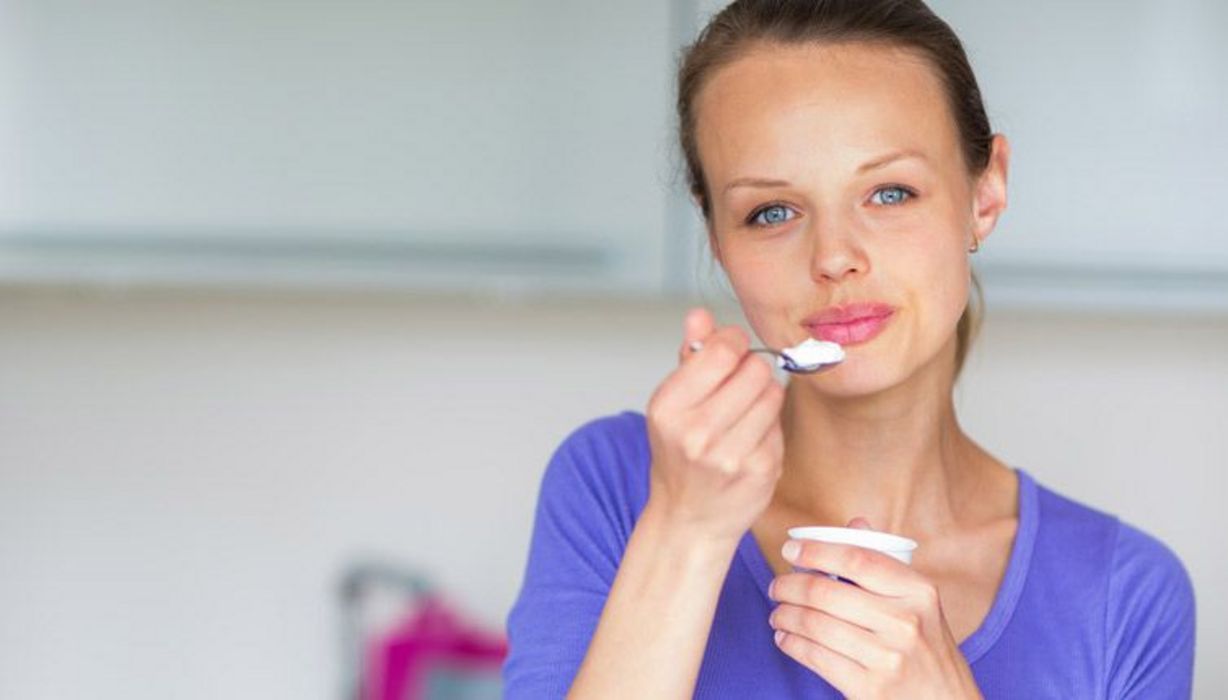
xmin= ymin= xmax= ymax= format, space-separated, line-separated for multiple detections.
xmin=1104 ymin=519 xmax=1197 ymax=697
xmin=1032 ymin=475 xmax=1118 ymax=537
xmin=546 ymin=410 xmax=649 ymax=474
xmin=541 ymin=409 xmax=650 ymax=495
xmin=1027 ymin=474 xmax=1122 ymax=577
xmin=1030 ymin=475 xmax=1193 ymax=602
xmin=1026 ymin=473 xmax=1195 ymax=695
xmin=1107 ymin=519 xmax=1196 ymax=635
xmin=1110 ymin=519 xmax=1194 ymax=591
xmin=535 ymin=410 xmax=652 ymax=537
xmin=1030 ymin=475 xmax=1193 ymax=599
xmin=503 ymin=412 xmax=652 ymax=697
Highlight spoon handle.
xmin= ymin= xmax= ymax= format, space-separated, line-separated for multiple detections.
xmin=687 ymin=340 xmax=779 ymax=358
xmin=692 ymin=338 xmax=776 ymax=351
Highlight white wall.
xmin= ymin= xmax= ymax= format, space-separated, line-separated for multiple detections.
xmin=1 ymin=287 xmax=1224 ymax=698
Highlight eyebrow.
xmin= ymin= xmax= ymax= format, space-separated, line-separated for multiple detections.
xmin=722 ymin=149 xmax=929 ymax=194
xmin=856 ymin=149 xmax=929 ymax=174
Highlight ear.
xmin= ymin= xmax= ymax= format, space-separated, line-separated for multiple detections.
xmin=971 ymin=133 xmax=1010 ymax=245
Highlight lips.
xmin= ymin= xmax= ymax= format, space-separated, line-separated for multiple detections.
xmin=802 ymin=302 xmax=896 ymax=346
xmin=802 ymin=302 xmax=896 ymax=326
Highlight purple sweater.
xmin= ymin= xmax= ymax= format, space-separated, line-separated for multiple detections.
xmin=503 ymin=411 xmax=1197 ymax=698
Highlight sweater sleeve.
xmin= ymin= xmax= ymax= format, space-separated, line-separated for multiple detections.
xmin=1105 ymin=520 xmax=1197 ymax=699
xmin=501 ymin=413 xmax=647 ymax=699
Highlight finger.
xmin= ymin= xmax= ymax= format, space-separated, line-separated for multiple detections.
xmin=782 ymin=540 xmax=919 ymax=597
xmin=734 ymin=415 xmax=784 ymax=478
xmin=656 ymin=325 xmax=751 ymax=411
xmin=690 ymin=351 xmax=778 ymax=445
xmin=677 ymin=307 xmax=715 ymax=364
xmin=770 ymin=571 xmax=900 ymax=633
xmin=703 ymin=376 xmax=784 ymax=472
xmin=774 ymin=630 xmax=865 ymax=698
xmin=771 ymin=603 xmax=893 ymax=672
xmin=754 ymin=415 xmax=785 ymax=467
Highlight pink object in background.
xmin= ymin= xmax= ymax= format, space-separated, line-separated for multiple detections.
xmin=363 ymin=593 xmax=507 ymax=700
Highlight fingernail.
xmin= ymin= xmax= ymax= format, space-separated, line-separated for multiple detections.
xmin=774 ymin=630 xmax=785 ymax=646
xmin=768 ymin=578 xmax=777 ymax=599
xmin=781 ymin=540 xmax=801 ymax=562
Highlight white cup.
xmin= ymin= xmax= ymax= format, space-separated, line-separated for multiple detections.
xmin=787 ymin=526 xmax=918 ymax=584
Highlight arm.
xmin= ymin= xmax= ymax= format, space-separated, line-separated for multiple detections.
xmin=504 ymin=309 xmax=785 ymax=698
xmin=1105 ymin=521 xmax=1197 ymax=699
xmin=501 ymin=416 xmax=638 ymax=699
xmin=501 ymin=419 xmax=743 ymax=700
xmin=567 ymin=310 xmax=783 ymax=698
xmin=566 ymin=502 xmax=738 ymax=699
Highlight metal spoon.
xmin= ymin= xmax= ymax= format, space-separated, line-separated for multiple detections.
xmin=687 ymin=340 xmax=843 ymax=375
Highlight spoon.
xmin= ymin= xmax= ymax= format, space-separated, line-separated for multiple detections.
xmin=687 ymin=340 xmax=843 ymax=375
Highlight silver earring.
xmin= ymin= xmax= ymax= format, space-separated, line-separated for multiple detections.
xmin=968 ymin=236 xmax=980 ymax=254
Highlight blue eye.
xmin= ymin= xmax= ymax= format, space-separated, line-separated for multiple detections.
xmin=870 ymin=185 xmax=915 ymax=206
xmin=747 ymin=204 xmax=797 ymax=227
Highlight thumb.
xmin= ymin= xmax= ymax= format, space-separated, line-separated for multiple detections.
xmin=846 ymin=517 xmax=875 ymax=530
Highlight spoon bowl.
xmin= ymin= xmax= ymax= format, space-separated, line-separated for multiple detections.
xmin=688 ymin=340 xmax=843 ymax=375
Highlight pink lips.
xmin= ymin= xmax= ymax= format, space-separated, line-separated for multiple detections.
xmin=803 ymin=302 xmax=896 ymax=346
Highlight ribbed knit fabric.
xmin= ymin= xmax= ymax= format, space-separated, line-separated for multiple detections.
xmin=503 ymin=411 xmax=1196 ymax=699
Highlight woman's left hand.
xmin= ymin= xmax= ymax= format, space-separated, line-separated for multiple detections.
xmin=767 ymin=518 xmax=983 ymax=700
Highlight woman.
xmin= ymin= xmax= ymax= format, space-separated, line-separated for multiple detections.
xmin=504 ymin=1 xmax=1196 ymax=697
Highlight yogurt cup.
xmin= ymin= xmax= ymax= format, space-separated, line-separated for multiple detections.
xmin=787 ymin=526 xmax=918 ymax=584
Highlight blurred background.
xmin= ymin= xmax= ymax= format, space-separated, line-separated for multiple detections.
xmin=1 ymin=0 xmax=1225 ymax=697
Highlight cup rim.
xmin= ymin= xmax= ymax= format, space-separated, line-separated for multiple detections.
xmin=787 ymin=525 xmax=918 ymax=553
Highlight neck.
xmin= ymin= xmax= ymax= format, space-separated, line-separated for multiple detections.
xmin=775 ymin=341 xmax=991 ymax=539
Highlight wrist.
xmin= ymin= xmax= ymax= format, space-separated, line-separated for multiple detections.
xmin=636 ymin=498 xmax=743 ymax=567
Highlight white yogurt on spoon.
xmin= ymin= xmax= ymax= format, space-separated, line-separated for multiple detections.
xmin=778 ymin=338 xmax=845 ymax=373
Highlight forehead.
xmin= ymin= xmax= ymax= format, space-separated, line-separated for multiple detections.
xmin=693 ymin=42 xmax=959 ymax=182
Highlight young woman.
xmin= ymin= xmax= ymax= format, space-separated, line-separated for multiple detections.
xmin=504 ymin=1 xmax=1196 ymax=697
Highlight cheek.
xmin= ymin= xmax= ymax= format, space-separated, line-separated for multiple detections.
xmin=931 ymin=270 xmax=971 ymax=345
xmin=721 ymin=244 xmax=794 ymax=300
xmin=916 ymin=253 xmax=971 ymax=346
xmin=886 ymin=231 xmax=970 ymax=339
xmin=720 ymin=250 xmax=803 ymax=339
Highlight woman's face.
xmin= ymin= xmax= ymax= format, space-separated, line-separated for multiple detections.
xmin=693 ymin=41 xmax=1007 ymax=396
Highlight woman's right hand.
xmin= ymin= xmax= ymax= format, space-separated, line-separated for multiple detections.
xmin=643 ymin=307 xmax=787 ymax=546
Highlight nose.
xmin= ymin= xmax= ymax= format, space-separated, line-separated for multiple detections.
xmin=808 ymin=223 xmax=868 ymax=284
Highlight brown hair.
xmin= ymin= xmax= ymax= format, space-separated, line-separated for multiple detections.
xmin=676 ymin=0 xmax=989 ymax=381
